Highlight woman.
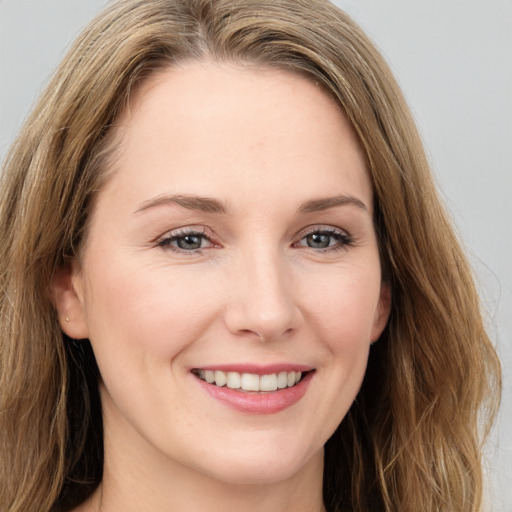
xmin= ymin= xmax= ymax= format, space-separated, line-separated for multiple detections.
xmin=0 ymin=0 xmax=501 ymax=511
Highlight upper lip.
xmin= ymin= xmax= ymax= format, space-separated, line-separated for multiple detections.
xmin=191 ymin=363 xmax=314 ymax=375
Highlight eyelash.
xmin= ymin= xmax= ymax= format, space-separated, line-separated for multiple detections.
xmin=157 ymin=227 xmax=213 ymax=254
xmin=157 ymin=226 xmax=353 ymax=255
xmin=293 ymin=227 xmax=354 ymax=253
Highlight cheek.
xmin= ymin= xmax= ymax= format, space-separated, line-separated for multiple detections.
xmin=82 ymin=259 xmax=221 ymax=374
xmin=294 ymin=269 xmax=381 ymax=442
xmin=303 ymin=266 xmax=383 ymax=353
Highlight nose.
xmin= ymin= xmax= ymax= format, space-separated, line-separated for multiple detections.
xmin=223 ymin=249 xmax=303 ymax=342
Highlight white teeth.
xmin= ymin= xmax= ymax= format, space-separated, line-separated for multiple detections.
xmin=260 ymin=373 xmax=278 ymax=391
xmin=241 ymin=373 xmax=260 ymax=391
xmin=226 ymin=372 xmax=241 ymax=389
xmin=214 ymin=370 xmax=227 ymax=387
xmin=277 ymin=371 xmax=288 ymax=389
xmin=195 ymin=369 xmax=305 ymax=391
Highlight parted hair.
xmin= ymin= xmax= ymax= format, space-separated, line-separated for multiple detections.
xmin=0 ymin=0 xmax=500 ymax=511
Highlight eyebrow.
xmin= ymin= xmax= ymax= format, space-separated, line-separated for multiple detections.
xmin=298 ymin=195 xmax=368 ymax=214
xmin=134 ymin=194 xmax=229 ymax=215
xmin=134 ymin=193 xmax=367 ymax=216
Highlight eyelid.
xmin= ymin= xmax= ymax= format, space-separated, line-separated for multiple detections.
xmin=154 ymin=224 xmax=354 ymax=255
xmin=296 ymin=224 xmax=352 ymax=240
xmin=156 ymin=226 xmax=218 ymax=253
xmin=293 ymin=225 xmax=354 ymax=251
xmin=157 ymin=225 xmax=208 ymax=240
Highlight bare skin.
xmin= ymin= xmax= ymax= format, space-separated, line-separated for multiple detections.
xmin=54 ymin=61 xmax=390 ymax=512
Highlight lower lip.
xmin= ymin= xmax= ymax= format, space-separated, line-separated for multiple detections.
xmin=195 ymin=372 xmax=314 ymax=415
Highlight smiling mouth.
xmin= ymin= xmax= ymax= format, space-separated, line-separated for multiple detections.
xmin=191 ymin=369 xmax=308 ymax=392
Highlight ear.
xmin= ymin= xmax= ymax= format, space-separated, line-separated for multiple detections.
xmin=51 ymin=259 xmax=90 ymax=339
xmin=370 ymin=282 xmax=391 ymax=342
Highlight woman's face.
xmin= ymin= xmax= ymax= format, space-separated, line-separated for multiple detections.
xmin=57 ymin=62 xmax=390 ymax=485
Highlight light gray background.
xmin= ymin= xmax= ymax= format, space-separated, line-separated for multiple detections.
xmin=1 ymin=0 xmax=510 ymax=509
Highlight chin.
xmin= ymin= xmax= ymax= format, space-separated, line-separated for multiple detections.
xmin=194 ymin=444 xmax=323 ymax=486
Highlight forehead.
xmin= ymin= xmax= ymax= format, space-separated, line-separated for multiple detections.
xmin=100 ymin=61 xmax=371 ymax=215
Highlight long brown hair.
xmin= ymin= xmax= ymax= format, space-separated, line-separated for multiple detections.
xmin=0 ymin=1 xmax=501 ymax=510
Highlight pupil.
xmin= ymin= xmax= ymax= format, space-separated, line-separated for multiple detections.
xmin=308 ymin=233 xmax=330 ymax=248
xmin=177 ymin=235 xmax=202 ymax=250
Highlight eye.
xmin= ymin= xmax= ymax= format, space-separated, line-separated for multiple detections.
xmin=157 ymin=228 xmax=214 ymax=253
xmin=295 ymin=227 xmax=353 ymax=252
